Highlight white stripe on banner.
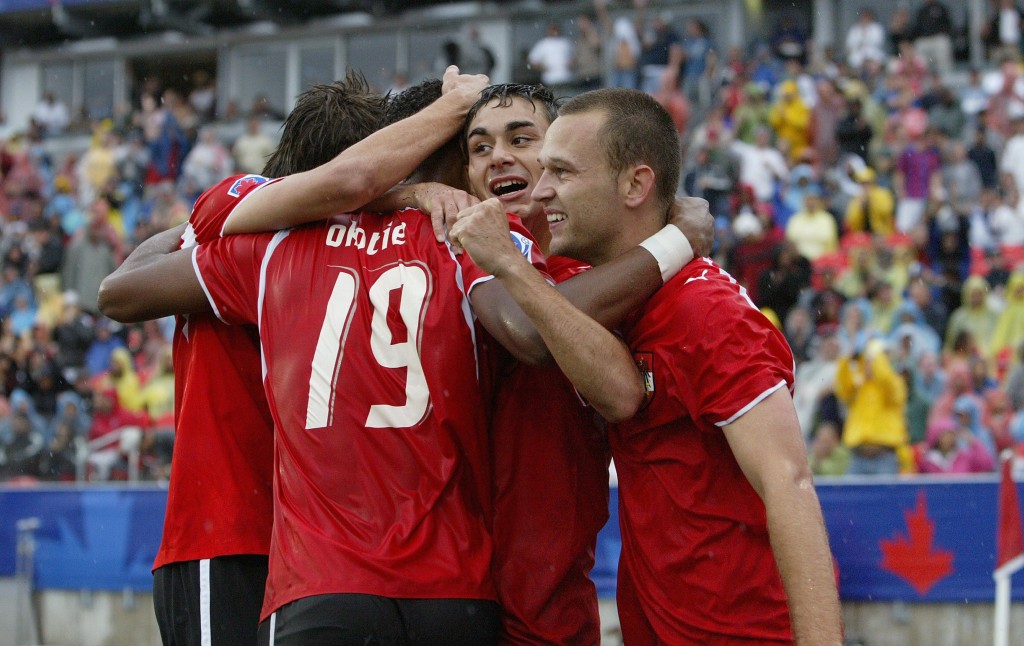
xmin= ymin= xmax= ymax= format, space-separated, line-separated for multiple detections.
xmin=199 ymin=559 xmax=212 ymax=646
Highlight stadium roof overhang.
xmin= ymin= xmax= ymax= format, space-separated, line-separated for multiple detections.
xmin=0 ymin=0 xmax=472 ymax=49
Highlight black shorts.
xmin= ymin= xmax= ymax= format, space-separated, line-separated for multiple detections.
xmin=153 ymin=554 xmax=269 ymax=646
xmin=257 ymin=593 xmax=500 ymax=646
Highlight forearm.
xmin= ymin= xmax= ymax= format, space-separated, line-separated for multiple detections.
xmin=223 ymin=91 xmax=471 ymax=234
xmin=115 ymin=224 xmax=186 ymax=274
xmin=494 ymin=258 xmax=645 ymax=422
xmin=98 ymin=248 xmax=210 ymax=323
xmin=764 ymin=476 xmax=844 ymax=645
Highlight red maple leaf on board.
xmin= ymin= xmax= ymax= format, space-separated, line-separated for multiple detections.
xmin=878 ymin=490 xmax=954 ymax=596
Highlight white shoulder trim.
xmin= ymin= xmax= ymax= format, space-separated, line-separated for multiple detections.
xmin=714 ymin=379 xmax=787 ymax=428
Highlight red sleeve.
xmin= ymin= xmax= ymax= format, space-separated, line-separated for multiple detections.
xmin=662 ymin=265 xmax=795 ymax=428
xmin=185 ymin=174 xmax=282 ymax=246
xmin=462 ymin=214 xmax=551 ymax=294
xmin=193 ymin=232 xmax=275 ymax=326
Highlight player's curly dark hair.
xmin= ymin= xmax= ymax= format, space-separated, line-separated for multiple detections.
xmin=261 ymin=69 xmax=385 ymax=178
xmin=380 ymin=78 xmax=442 ymax=128
xmin=461 ymin=83 xmax=560 ymax=155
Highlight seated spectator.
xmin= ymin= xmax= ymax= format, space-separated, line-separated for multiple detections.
xmin=85 ymin=388 xmax=145 ymax=481
xmin=916 ymin=416 xmax=996 ymax=474
xmin=31 ymin=92 xmax=70 ymax=137
xmin=0 ymin=412 xmax=44 ymax=481
xmin=991 ymin=271 xmax=1024 ymax=360
xmin=793 ymin=330 xmax=841 ymax=437
xmin=809 ymin=421 xmax=850 ymax=476
xmin=985 ymin=388 xmax=1016 ymax=452
xmin=786 ymin=189 xmax=838 ymax=262
xmin=758 ymin=239 xmax=812 ymax=326
xmin=38 ymin=416 xmax=80 ymax=481
xmin=943 ymin=142 xmax=983 ymax=216
xmin=1005 ymin=340 xmax=1024 ymax=411
xmin=946 ymin=276 xmax=999 ymax=354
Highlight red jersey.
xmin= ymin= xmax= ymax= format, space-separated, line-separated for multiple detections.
xmin=194 ymin=209 xmax=511 ymax=620
xmin=489 ymin=254 xmax=610 ymax=645
xmin=613 ymin=257 xmax=795 ymax=644
xmin=153 ymin=174 xmax=278 ymax=570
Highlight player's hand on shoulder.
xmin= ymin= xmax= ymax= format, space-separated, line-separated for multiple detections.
xmin=670 ymin=196 xmax=714 ymax=258
xmin=449 ymin=198 xmax=518 ymax=273
xmin=441 ymin=65 xmax=489 ymax=108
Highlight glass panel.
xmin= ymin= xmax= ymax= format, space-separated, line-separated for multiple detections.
xmin=348 ymin=32 xmax=398 ymax=94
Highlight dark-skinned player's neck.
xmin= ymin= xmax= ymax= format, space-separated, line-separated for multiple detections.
xmin=408 ymin=139 xmax=469 ymax=191
xmin=520 ymin=206 xmax=552 ymax=256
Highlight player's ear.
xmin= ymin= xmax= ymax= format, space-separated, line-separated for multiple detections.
xmin=622 ymin=164 xmax=655 ymax=208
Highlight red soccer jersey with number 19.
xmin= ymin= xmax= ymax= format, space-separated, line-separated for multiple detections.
xmin=613 ymin=257 xmax=796 ymax=644
xmin=153 ymin=174 xmax=278 ymax=570
xmin=193 ymin=209 xmax=510 ymax=620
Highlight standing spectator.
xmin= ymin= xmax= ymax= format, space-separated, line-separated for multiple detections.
xmin=31 ymin=92 xmax=70 ymax=137
xmin=528 ymin=22 xmax=575 ymax=96
xmin=811 ymin=79 xmax=845 ymax=169
xmin=61 ymin=207 xmax=119 ymax=315
xmin=960 ymin=67 xmax=991 ymax=133
xmin=187 ymin=70 xmax=217 ymax=123
xmin=845 ymin=8 xmax=888 ymax=71
xmin=572 ymin=12 xmax=603 ymax=93
xmin=894 ymin=132 xmax=942 ymax=233
xmin=680 ymin=18 xmax=712 ymax=102
xmin=1002 ymin=111 xmax=1024 ymax=198
xmin=436 ymin=24 xmax=496 ymax=77
xmin=982 ymin=0 xmax=1024 ymax=64
xmin=835 ymin=340 xmax=909 ymax=475
xmin=231 ymin=115 xmax=276 ymax=175
xmin=636 ymin=10 xmax=683 ymax=96
xmin=888 ymin=8 xmax=915 ymax=56
xmin=970 ymin=127 xmax=1000 ymax=189
xmin=835 ymin=98 xmax=874 ymax=162
xmin=943 ymin=141 xmax=983 ymax=216
xmin=912 ymin=0 xmax=955 ymax=74
xmin=770 ymin=12 xmax=810 ymax=65
xmin=793 ymin=331 xmax=841 ymax=437
xmin=731 ymin=126 xmax=789 ymax=204
xmin=594 ymin=0 xmax=640 ymax=89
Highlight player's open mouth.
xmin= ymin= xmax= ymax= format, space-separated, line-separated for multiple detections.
xmin=490 ymin=177 xmax=529 ymax=199
xmin=546 ymin=211 xmax=566 ymax=223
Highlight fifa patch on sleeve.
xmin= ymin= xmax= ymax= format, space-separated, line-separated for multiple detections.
xmin=227 ymin=174 xmax=270 ymax=197
xmin=509 ymin=231 xmax=533 ymax=259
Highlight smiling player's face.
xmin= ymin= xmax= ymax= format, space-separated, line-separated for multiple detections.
xmin=465 ymin=97 xmax=551 ymax=227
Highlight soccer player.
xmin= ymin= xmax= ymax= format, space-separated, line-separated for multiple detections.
xmin=451 ymin=89 xmax=843 ymax=644
xmin=459 ymin=83 xmax=707 ymax=644
xmin=148 ymin=73 xmax=386 ymax=646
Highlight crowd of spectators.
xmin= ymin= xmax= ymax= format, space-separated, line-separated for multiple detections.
xmin=5 ymin=0 xmax=1024 ymax=482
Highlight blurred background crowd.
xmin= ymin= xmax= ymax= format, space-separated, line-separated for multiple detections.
xmin=4 ymin=0 xmax=1024 ymax=482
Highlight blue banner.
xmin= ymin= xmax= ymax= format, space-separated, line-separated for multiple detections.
xmin=2 ymin=478 xmax=1023 ymax=600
